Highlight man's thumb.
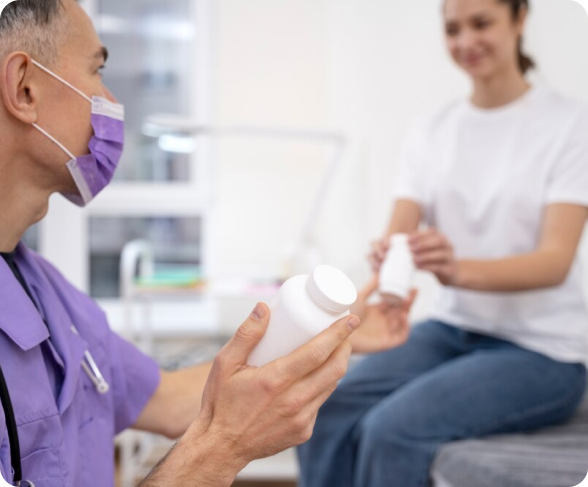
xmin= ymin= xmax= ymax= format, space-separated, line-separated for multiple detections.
xmin=222 ymin=303 xmax=270 ymax=366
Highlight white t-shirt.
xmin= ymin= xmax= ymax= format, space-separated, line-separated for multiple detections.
xmin=394 ymin=86 xmax=588 ymax=363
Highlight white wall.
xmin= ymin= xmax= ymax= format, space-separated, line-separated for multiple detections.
xmin=214 ymin=0 xmax=331 ymax=282
xmin=211 ymin=0 xmax=588 ymax=326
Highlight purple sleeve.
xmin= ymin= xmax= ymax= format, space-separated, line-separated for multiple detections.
xmin=106 ymin=331 xmax=161 ymax=434
xmin=0 ymin=423 xmax=10 ymax=484
xmin=30 ymin=251 xmax=162 ymax=434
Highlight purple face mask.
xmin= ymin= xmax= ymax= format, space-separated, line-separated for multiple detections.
xmin=31 ymin=60 xmax=125 ymax=207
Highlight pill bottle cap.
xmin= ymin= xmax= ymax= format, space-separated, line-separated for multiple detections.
xmin=306 ymin=265 xmax=357 ymax=313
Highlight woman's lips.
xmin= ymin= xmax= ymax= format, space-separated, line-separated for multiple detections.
xmin=462 ymin=54 xmax=485 ymax=65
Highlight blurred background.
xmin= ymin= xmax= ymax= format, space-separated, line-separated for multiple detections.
xmin=23 ymin=0 xmax=588 ymax=485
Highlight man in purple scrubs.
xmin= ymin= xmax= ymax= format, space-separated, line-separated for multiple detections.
xmin=0 ymin=1 xmax=382 ymax=485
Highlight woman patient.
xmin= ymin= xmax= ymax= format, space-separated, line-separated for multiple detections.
xmin=297 ymin=0 xmax=588 ymax=486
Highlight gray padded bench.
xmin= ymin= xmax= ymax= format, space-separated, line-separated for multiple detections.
xmin=431 ymin=393 xmax=588 ymax=487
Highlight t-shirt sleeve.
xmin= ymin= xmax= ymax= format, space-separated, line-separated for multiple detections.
xmin=546 ymin=109 xmax=588 ymax=207
xmin=393 ymin=117 xmax=429 ymax=204
xmin=106 ymin=330 xmax=161 ymax=434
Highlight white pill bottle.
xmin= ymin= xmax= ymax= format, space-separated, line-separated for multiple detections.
xmin=248 ymin=265 xmax=358 ymax=367
xmin=379 ymin=234 xmax=415 ymax=306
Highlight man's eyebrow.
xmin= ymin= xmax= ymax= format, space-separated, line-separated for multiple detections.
xmin=93 ymin=46 xmax=109 ymax=64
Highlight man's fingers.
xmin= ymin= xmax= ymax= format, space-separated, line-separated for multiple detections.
xmin=219 ymin=303 xmax=270 ymax=368
xmin=305 ymin=385 xmax=338 ymax=421
xmin=271 ymin=314 xmax=360 ymax=387
xmin=287 ymin=339 xmax=352 ymax=404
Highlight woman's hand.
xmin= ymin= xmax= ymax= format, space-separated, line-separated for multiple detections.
xmin=350 ymin=278 xmax=417 ymax=354
xmin=367 ymin=237 xmax=390 ymax=274
xmin=409 ymin=229 xmax=460 ymax=286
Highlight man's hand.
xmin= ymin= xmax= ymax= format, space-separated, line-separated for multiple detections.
xmin=350 ymin=278 xmax=416 ymax=354
xmin=139 ymin=303 xmax=360 ymax=486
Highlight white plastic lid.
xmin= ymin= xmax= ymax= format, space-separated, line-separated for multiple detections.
xmin=306 ymin=265 xmax=358 ymax=313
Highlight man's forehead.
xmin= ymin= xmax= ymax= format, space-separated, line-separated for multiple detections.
xmin=60 ymin=0 xmax=105 ymax=61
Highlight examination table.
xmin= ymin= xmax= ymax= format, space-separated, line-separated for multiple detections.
xmin=431 ymin=390 xmax=588 ymax=487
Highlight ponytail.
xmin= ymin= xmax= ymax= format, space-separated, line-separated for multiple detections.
xmin=500 ymin=0 xmax=535 ymax=74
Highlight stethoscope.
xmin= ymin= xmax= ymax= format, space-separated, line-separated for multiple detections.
xmin=0 ymin=325 xmax=110 ymax=486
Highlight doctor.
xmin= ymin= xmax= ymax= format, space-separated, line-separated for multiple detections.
xmin=0 ymin=0 xmax=412 ymax=485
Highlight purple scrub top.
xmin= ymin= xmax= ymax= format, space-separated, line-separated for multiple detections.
xmin=0 ymin=243 xmax=161 ymax=486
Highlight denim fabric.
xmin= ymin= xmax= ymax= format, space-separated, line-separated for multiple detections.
xmin=297 ymin=320 xmax=587 ymax=487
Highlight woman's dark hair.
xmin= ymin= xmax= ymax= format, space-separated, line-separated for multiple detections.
xmin=499 ymin=0 xmax=535 ymax=74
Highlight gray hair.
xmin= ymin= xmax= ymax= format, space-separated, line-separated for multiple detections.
xmin=0 ymin=0 xmax=69 ymax=66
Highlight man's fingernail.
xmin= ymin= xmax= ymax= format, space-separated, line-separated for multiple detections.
xmin=251 ymin=303 xmax=266 ymax=320
xmin=347 ymin=316 xmax=360 ymax=330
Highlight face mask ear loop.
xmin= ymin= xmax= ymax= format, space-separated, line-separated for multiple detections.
xmin=32 ymin=123 xmax=77 ymax=160
xmin=31 ymin=60 xmax=93 ymax=104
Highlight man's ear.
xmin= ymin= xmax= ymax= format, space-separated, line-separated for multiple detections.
xmin=0 ymin=52 xmax=39 ymax=125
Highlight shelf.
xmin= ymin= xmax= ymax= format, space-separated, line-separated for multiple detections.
xmin=88 ymin=184 xmax=209 ymax=216
xmin=126 ymin=279 xmax=281 ymax=299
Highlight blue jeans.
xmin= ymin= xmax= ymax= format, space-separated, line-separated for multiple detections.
xmin=297 ymin=320 xmax=587 ymax=487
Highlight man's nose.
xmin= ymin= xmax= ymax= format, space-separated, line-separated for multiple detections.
xmin=102 ymin=85 xmax=118 ymax=103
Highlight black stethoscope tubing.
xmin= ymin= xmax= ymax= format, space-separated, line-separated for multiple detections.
xmin=0 ymin=343 xmax=106 ymax=486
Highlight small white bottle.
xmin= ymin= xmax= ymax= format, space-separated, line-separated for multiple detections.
xmin=248 ymin=265 xmax=358 ymax=367
xmin=379 ymin=234 xmax=415 ymax=306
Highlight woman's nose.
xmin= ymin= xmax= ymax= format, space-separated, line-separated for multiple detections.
xmin=457 ymin=29 xmax=478 ymax=51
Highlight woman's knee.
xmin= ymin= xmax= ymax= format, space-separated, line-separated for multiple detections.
xmin=358 ymin=402 xmax=421 ymax=452
xmin=356 ymin=388 xmax=455 ymax=454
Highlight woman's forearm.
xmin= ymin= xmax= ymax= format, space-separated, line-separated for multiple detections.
xmin=386 ymin=199 xmax=422 ymax=236
xmin=413 ymin=205 xmax=588 ymax=292
xmin=454 ymin=250 xmax=571 ymax=292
